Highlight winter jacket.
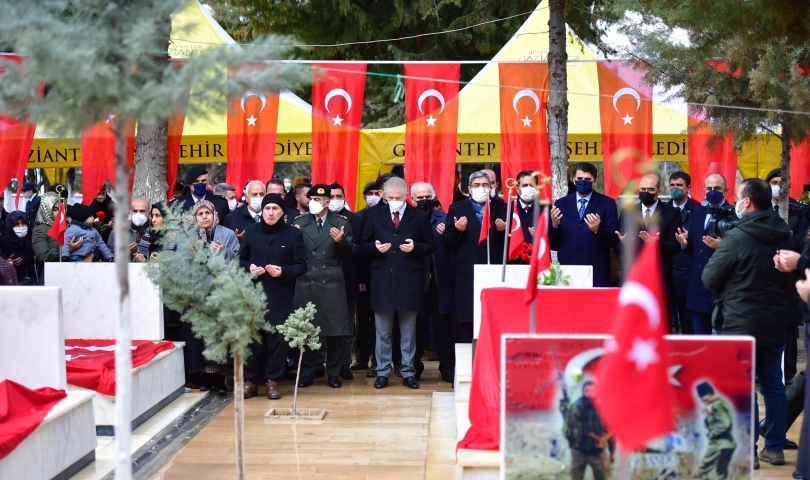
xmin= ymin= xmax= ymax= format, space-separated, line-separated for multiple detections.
xmin=61 ymin=224 xmax=114 ymax=261
xmin=702 ymin=209 xmax=796 ymax=348
xmin=32 ymin=223 xmax=60 ymax=262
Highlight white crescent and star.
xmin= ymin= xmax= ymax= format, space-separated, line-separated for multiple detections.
xmin=105 ymin=113 xmax=116 ymax=124
xmin=240 ymin=89 xmax=266 ymax=126
xmin=513 ymin=89 xmax=540 ymax=128
xmin=617 ymin=280 xmax=660 ymax=330
xmin=418 ymin=89 xmax=446 ymax=127
xmin=536 ymin=237 xmax=547 ymax=261
xmin=325 ymin=88 xmax=352 ymax=126
xmin=612 ymin=87 xmax=641 ymax=125
xmin=511 ymin=212 xmax=521 ymax=233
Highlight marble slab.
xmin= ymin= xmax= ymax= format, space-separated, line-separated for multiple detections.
xmin=472 ymin=264 xmax=593 ymax=338
xmin=0 ymin=286 xmax=66 ymax=390
xmin=45 ymin=263 xmax=164 ymax=341
xmin=67 ymin=343 xmax=185 ymax=429
xmin=0 ymin=391 xmax=97 ymax=480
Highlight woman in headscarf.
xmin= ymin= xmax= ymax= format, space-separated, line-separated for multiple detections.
xmin=238 ymin=194 xmax=308 ymax=400
xmin=138 ymin=202 xmax=174 ymax=259
xmin=31 ymin=192 xmax=61 ymax=283
xmin=180 ymin=200 xmax=240 ymax=393
xmin=0 ymin=211 xmax=37 ymax=284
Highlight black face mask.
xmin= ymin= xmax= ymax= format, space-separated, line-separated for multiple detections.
xmin=416 ymin=199 xmax=433 ymax=212
xmin=638 ymin=191 xmax=657 ymax=207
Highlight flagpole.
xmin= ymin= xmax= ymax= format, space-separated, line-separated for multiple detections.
xmin=55 ymin=185 xmax=64 ymax=263
xmin=501 ymin=179 xmax=515 ymax=282
xmin=529 ymin=194 xmax=540 ymax=334
xmin=486 ymin=194 xmax=491 ymax=265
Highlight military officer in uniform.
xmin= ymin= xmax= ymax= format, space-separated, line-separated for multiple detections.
xmin=292 ymin=184 xmax=356 ymax=388
xmin=696 ymin=382 xmax=736 ymax=479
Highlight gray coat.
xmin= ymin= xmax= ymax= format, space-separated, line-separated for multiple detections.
xmin=292 ymin=211 xmax=355 ymax=336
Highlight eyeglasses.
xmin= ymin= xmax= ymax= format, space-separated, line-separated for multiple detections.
xmin=638 ymin=188 xmax=658 ymax=193
xmin=704 ymin=186 xmax=725 ymax=192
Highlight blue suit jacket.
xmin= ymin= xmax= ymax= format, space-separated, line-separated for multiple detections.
xmin=667 ymin=198 xmax=698 ymax=297
xmin=685 ymin=204 xmax=729 ymax=313
xmin=429 ymin=208 xmax=455 ymax=314
xmin=549 ymin=191 xmax=619 ymax=287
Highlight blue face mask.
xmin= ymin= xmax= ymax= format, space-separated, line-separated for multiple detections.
xmin=705 ymin=189 xmax=723 ymax=206
xmin=192 ymin=183 xmax=207 ymax=197
xmin=575 ymin=180 xmax=593 ymax=195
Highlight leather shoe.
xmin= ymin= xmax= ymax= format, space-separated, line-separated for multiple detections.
xmin=340 ymin=366 xmax=354 ymax=380
xmin=298 ymin=376 xmax=314 ymax=388
xmin=243 ymin=380 xmax=257 ymax=399
xmin=366 ymin=368 xmax=377 ymax=378
xmin=328 ymin=376 xmax=342 ymax=388
xmin=350 ymin=361 xmax=368 ymax=370
xmin=374 ymin=376 xmax=389 ymax=389
xmin=265 ymin=380 xmax=281 ymax=400
xmin=402 ymin=377 xmax=420 ymax=389
xmin=785 ymin=440 xmax=799 ymax=450
xmin=793 ymin=471 xmax=803 ymax=479
xmin=441 ymin=372 xmax=455 ymax=384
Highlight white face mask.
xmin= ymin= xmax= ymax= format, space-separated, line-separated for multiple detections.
xmin=470 ymin=187 xmax=488 ymax=203
xmin=771 ymin=184 xmax=780 ymax=198
xmin=365 ymin=195 xmax=380 ymax=207
xmin=735 ymin=198 xmax=747 ymax=218
xmin=328 ymin=199 xmax=345 ymax=212
xmin=388 ymin=200 xmax=405 ymax=213
xmin=284 ymin=181 xmax=292 ymax=189
xmin=13 ymin=226 xmax=28 ymax=238
xmin=490 ymin=187 xmax=497 ymax=198
xmin=308 ymin=199 xmax=325 ymax=215
xmin=249 ymin=197 xmax=263 ymax=212
xmin=227 ymin=199 xmax=237 ymax=211
xmin=131 ymin=213 xmax=147 ymax=227
xmin=519 ymin=186 xmax=536 ymax=203
xmin=23 ymin=192 xmax=32 ymax=200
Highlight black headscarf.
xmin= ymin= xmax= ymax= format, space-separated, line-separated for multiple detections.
xmin=89 ymin=194 xmax=115 ymax=225
xmin=260 ymin=194 xmax=287 ymax=234
xmin=0 ymin=210 xmax=35 ymax=276
xmin=68 ymin=203 xmax=95 ymax=230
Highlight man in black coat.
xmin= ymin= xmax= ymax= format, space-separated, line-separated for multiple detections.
xmin=266 ymin=178 xmax=302 ymax=224
xmin=359 ymin=176 xmax=435 ymax=390
xmin=22 ymin=182 xmax=40 ymax=225
xmin=666 ymin=171 xmax=697 ymax=333
xmin=616 ymin=174 xmax=682 ymax=321
xmin=442 ymin=171 xmax=507 ymax=342
xmin=238 ymin=194 xmax=308 ymax=400
xmin=172 ymin=165 xmax=230 ymax=222
xmin=224 ymin=180 xmax=267 ymax=240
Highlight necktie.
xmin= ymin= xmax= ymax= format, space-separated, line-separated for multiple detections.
xmin=680 ymin=207 xmax=688 ymax=224
xmin=774 ymin=204 xmax=779 ymax=213
xmin=393 ymin=211 xmax=400 ymax=230
xmin=524 ymin=206 xmax=530 ymax=213
xmin=644 ymin=208 xmax=651 ymax=224
xmin=254 ymin=215 xmax=261 ymax=223
xmin=317 ymin=218 xmax=323 ymax=232
xmin=578 ymin=199 xmax=587 ymax=220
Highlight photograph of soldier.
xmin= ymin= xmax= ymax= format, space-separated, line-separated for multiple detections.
xmin=695 ymin=382 xmax=736 ymax=480
xmin=564 ymin=381 xmax=614 ymax=480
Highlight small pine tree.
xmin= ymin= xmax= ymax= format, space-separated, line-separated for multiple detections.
xmin=276 ymin=302 xmax=321 ymax=417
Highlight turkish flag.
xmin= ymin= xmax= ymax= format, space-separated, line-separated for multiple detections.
xmin=80 ymin=116 xmax=135 ymax=205
xmin=226 ymin=67 xmax=280 ymax=196
xmin=404 ymin=63 xmax=459 ymax=211
xmin=791 ymin=138 xmax=810 ymax=199
xmin=311 ymin=63 xmax=366 ymax=208
xmin=688 ymin=114 xmax=737 ymax=204
xmin=478 ymin=198 xmax=490 ymax=246
xmin=48 ymin=202 xmax=67 ymax=247
xmin=598 ymin=62 xmax=653 ymax=198
xmin=499 ymin=63 xmax=551 ymax=200
xmin=0 ymin=54 xmax=38 ymax=209
xmin=0 ymin=380 xmax=66 ymax=461
xmin=508 ymin=200 xmax=526 ymax=260
xmin=166 ymin=59 xmax=190 ymax=200
xmin=524 ymin=206 xmax=550 ymax=304
xmin=594 ymin=242 xmax=673 ymax=452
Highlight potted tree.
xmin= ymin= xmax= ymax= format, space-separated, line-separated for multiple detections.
xmin=265 ymin=302 xmax=327 ymax=421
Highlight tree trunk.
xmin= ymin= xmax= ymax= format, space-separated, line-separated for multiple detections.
xmin=292 ymin=348 xmax=303 ymax=417
xmin=113 ymin=123 xmax=133 ymax=480
xmin=233 ymin=353 xmax=246 ymax=480
xmin=133 ymin=121 xmax=169 ymax=205
xmin=779 ymin=120 xmax=791 ymax=221
xmin=547 ymin=0 xmax=569 ymax=202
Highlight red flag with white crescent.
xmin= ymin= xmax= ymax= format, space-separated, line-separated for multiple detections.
xmin=498 ymin=63 xmax=551 ymax=201
xmin=226 ymin=66 xmax=280 ymax=195
xmin=404 ymin=63 xmax=459 ymax=211
xmin=0 ymin=54 xmax=38 ymax=209
xmin=508 ymin=200 xmax=526 ymax=260
xmin=598 ymin=62 xmax=653 ymax=198
xmin=48 ymin=202 xmax=67 ymax=247
xmin=525 ymin=206 xmax=550 ymax=304
xmin=791 ymin=139 xmax=810 ymax=200
xmin=687 ymin=113 xmax=737 ymax=204
xmin=594 ymin=242 xmax=673 ymax=452
xmin=80 ymin=116 xmax=135 ymax=205
xmin=311 ymin=63 xmax=366 ymax=208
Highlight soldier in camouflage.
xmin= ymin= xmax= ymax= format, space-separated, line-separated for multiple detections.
xmin=696 ymin=382 xmax=737 ymax=479
xmin=565 ymin=381 xmax=613 ymax=480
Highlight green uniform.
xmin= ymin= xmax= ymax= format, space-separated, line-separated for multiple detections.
xmin=697 ymin=396 xmax=736 ymax=480
xmin=292 ymin=211 xmax=355 ymax=377
xmin=565 ymin=396 xmax=611 ymax=480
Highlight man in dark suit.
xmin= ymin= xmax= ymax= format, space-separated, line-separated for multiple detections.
xmin=666 ymin=171 xmax=698 ymax=333
xmin=514 ymin=170 xmax=537 ymax=245
xmin=482 ymin=168 xmax=506 ymax=207
xmin=351 ymin=182 xmax=382 ymax=375
xmin=412 ymin=181 xmax=455 ymax=383
xmin=443 ymin=171 xmax=507 ymax=342
xmin=360 ymin=176 xmax=435 ymax=390
xmin=549 ymin=162 xmax=619 ymax=287
xmin=674 ymin=173 xmax=730 ymax=334
xmin=224 ymin=180 xmax=266 ymax=241
xmin=328 ymin=182 xmax=364 ymax=380
xmin=172 ymin=165 xmax=230 ymax=221
xmin=22 ymin=182 xmax=40 ymax=225
xmin=616 ymin=174 xmax=682 ymax=319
